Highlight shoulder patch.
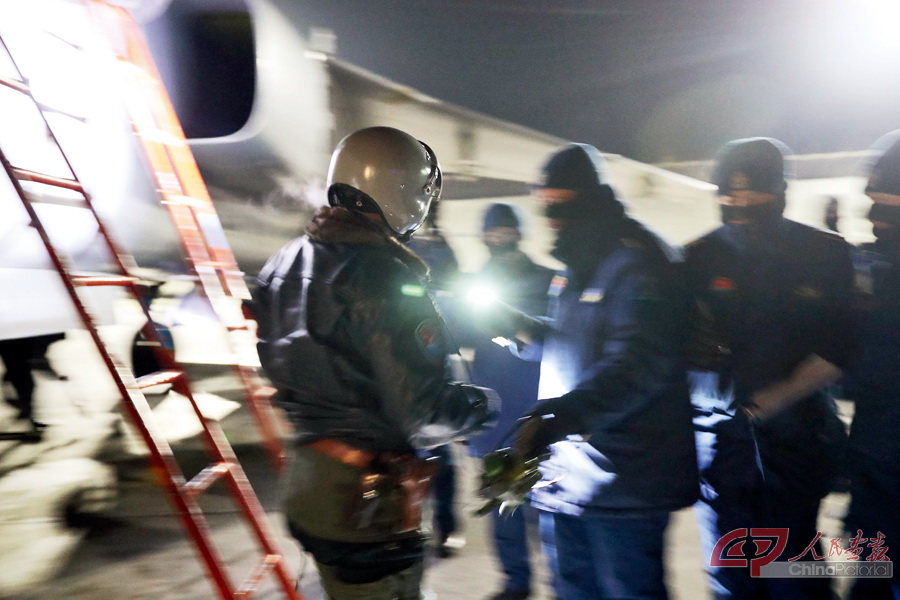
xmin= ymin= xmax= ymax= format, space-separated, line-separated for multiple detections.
xmin=709 ymin=276 xmax=736 ymax=292
xmin=579 ymin=288 xmax=604 ymax=303
xmin=549 ymin=275 xmax=567 ymax=297
xmin=414 ymin=319 xmax=448 ymax=365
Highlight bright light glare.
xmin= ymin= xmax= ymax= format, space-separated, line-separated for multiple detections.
xmin=467 ymin=286 xmax=497 ymax=306
xmin=538 ymin=363 xmax=568 ymax=399
xmin=860 ymin=0 xmax=900 ymax=51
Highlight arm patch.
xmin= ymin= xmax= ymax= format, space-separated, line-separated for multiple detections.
xmin=413 ymin=319 xmax=449 ymax=365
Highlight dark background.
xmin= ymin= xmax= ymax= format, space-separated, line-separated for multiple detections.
xmin=288 ymin=0 xmax=900 ymax=163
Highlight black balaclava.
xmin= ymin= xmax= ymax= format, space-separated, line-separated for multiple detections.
xmin=536 ymin=144 xmax=625 ymax=272
xmin=482 ymin=202 xmax=521 ymax=259
xmin=864 ymin=130 xmax=900 ymax=257
xmin=712 ymin=137 xmax=791 ymax=232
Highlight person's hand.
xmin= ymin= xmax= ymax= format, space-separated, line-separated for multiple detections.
xmin=513 ymin=397 xmax=583 ymax=459
xmin=745 ymin=380 xmax=797 ymax=423
xmin=475 ymin=447 xmax=544 ymax=517
xmin=745 ymin=355 xmax=843 ymax=423
xmin=513 ymin=416 xmax=550 ymax=459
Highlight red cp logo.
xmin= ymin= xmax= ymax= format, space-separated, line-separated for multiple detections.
xmin=710 ymin=528 xmax=789 ymax=577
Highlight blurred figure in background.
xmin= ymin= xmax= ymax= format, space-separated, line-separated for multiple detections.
xmin=254 ymin=127 xmax=497 ymax=600
xmin=0 ymin=333 xmax=64 ymax=431
xmin=842 ymin=131 xmax=900 ymax=600
xmin=407 ymin=201 xmax=459 ymax=291
xmin=406 ymin=201 xmax=464 ymax=558
xmin=464 ymin=202 xmax=556 ymax=600
xmin=684 ymin=138 xmax=855 ymax=599
xmin=825 ymin=196 xmax=841 ymax=233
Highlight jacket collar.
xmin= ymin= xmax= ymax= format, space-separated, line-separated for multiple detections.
xmin=307 ymin=206 xmax=428 ymax=278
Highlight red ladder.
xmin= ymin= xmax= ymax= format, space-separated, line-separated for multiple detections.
xmin=0 ymin=9 xmax=302 ymax=600
xmin=85 ymin=0 xmax=287 ymax=473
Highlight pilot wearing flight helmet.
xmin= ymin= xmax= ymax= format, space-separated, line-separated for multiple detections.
xmin=253 ymin=126 xmax=497 ymax=600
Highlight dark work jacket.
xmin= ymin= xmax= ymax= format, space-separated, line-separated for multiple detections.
xmin=252 ymin=207 xmax=496 ymax=453
xmin=519 ymin=218 xmax=699 ymax=513
xmin=684 ymin=219 xmax=855 ymax=505
xmin=465 ymin=252 xmax=555 ymax=456
xmin=843 ymin=244 xmax=900 ymax=539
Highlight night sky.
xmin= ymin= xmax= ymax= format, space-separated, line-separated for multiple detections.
xmin=288 ymin=0 xmax=900 ymax=163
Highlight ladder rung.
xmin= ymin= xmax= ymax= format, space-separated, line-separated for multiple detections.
xmin=71 ymin=275 xmax=136 ymax=287
xmin=183 ymin=461 xmax=234 ymax=498
xmin=235 ymin=554 xmax=283 ymax=600
xmin=139 ymin=126 xmax=184 ymax=146
xmin=26 ymin=194 xmax=88 ymax=209
xmin=0 ymin=76 xmax=87 ymax=121
xmin=161 ymin=193 xmax=207 ymax=208
xmin=135 ymin=370 xmax=182 ymax=389
xmin=251 ymin=386 xmax=277 ymax=402
xmin=0 ymin=74 xmax=29 ymax=94
xmin=11 ymin=167 xmax=84 ymax=192
xmin=195 ymin=261 xmax=229 ymax=269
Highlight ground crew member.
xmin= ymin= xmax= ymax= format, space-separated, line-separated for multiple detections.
xmin=464 ymin=202 xmax=557 ymax=600
xmin=491 ymin=144 xmax=698 ymax=600
xmin=843 ymin=130 xmax=900 ymax=600
xmin=684 ymin=137 xmax=855 ymax=599
xmin=253 ymin=126 xmax=498 ymax=600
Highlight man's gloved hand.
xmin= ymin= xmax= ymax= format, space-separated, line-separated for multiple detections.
xmin=474 ymin=395 xmax=587 ymax=517
xmin=475 ymin=447 xmax=545 ymax=517
xmin=513 ymin=395 xmax=586 ymax=459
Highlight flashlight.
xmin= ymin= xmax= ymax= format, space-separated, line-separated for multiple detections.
xmin=466 ymin=285 xmax=497 ymax=306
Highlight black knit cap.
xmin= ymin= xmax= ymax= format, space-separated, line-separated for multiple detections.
xmin=712 ymin=137 xmax=792 ymax=196
xmin=864 ymin=130 xmax=900 ymax=196
xmin=482 ymin=202 xmax=521 ymax=231
xmin=536 ymin=143 xmax=605 ymax=193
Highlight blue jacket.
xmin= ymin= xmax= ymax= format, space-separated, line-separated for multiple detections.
xmin=685 ymin=219 xmax=854 ymax=504
xmin=843 ymin=245 xmax=900 ymax=539
xmin=520 ymin=218 xmax=698 ymax=513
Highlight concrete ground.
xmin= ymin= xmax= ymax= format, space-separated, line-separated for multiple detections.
xmin=0 ymin=330 xmax=855 ymax=600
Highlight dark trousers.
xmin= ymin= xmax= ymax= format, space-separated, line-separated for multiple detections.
xmin=0 ymin=338 xmax=37 ymax=421
xmin=428 ymin=444 xmax=457 ymax=541
xmin=695 ymin=499 xmax=835 ymax=600
xmin=849 ymin=576 xmax=900 ymax=600
xmin=490 ymin=504 xmax=532 ymax=592
xmin=846 ymin=450 xmax=900 ymax=600
xmin=695 ymin=429 xmax=836 ymax=600
xmin=539 ymin=508 xmax=670 ymax=600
